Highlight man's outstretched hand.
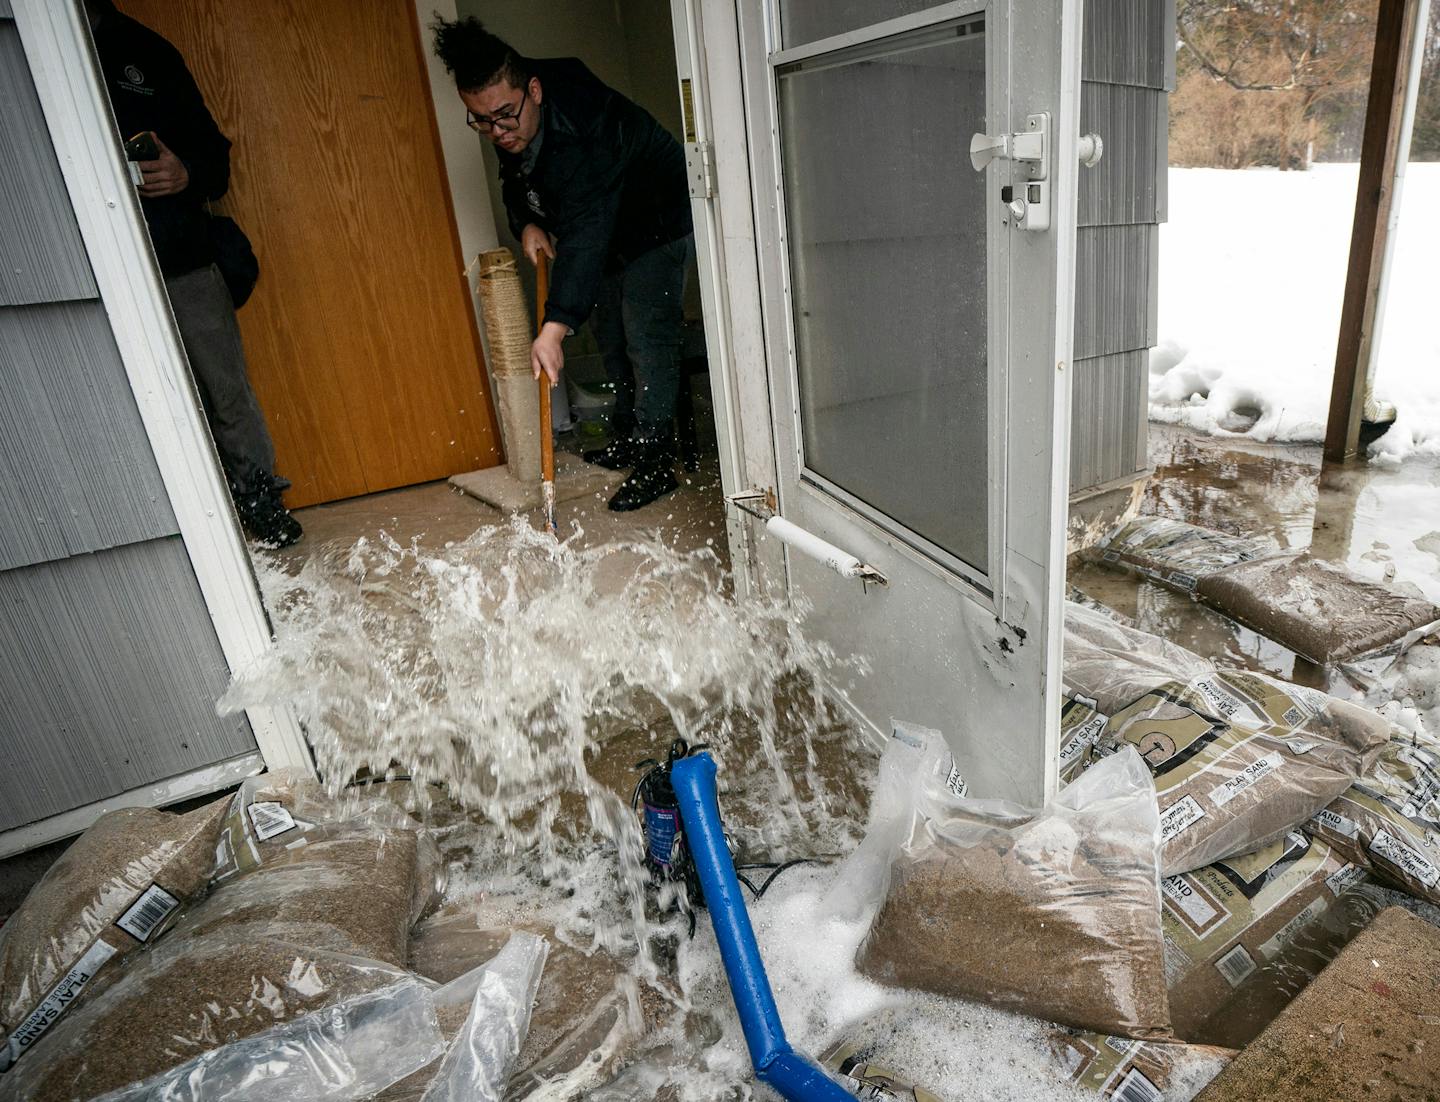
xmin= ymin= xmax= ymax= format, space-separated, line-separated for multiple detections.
xmin=137 ymin=135 xmax=189 ymax=197
xmin=521 ymin=224 xmax=556 ymax=266
xmin=532 ymin=321 xmax=567 ymax=385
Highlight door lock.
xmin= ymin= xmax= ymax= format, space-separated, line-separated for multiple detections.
xmin=970 ymin=112 xmax=1052 ymax=230
xmin=971 ymin=117 xmax=1105 ymax=232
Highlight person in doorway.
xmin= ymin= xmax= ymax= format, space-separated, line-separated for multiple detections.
xmin=432 ymin=17 xmax=694 ymax=512
xmin=84 ymin=0 xmax=301 ymax=548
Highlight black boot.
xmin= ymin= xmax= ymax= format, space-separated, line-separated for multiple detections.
xmin=582 ymin=435 xmax=637 ymax=470
xmin=608 ymin=437 xmax=678 ymax=512
xmin=234 ymin=481 xmax=303 ymax=548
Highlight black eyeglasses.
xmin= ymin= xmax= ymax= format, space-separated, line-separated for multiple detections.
xmin=467 ymin=87 xmax=529 ymax=133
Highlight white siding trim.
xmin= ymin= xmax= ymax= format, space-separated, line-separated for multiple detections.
xmin=11 ymin=0 xmax=312 ymax=775
xmin=0 ymin=752 xmax=264 ymax=859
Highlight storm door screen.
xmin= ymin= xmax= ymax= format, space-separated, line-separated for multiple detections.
xmin=776 ymin=17 xmax=989 ymax=574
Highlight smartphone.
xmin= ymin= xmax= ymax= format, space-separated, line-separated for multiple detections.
xmin=124 ymin=131 xmax=159 ymax=161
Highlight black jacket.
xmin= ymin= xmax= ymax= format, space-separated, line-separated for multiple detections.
xmin=92 ymin=11 xmax=232 ymax=277
xmin=498 ymin=59 xmax=692 ymax=332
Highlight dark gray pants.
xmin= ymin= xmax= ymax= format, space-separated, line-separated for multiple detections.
xmin=591 ymin=234 xmax=694 ymax=443
xmin=164 ymin=265 xmax=277 ymax=495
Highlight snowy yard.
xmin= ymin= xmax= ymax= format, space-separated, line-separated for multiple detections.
xmin=1150 ymin=163 xmax=1440 ymax=464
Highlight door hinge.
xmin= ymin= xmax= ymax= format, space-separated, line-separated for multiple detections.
xmin=685 ymin=140 xmax=717 ymax=199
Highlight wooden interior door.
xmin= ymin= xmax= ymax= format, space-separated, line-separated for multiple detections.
xmin=118 ymin=0 xmax=501 ymax=506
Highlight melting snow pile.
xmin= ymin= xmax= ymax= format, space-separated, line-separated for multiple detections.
xmin=1150 ymin=164 xmax=1440 ymax=463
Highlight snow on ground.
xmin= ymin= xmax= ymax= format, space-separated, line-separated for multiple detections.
xmin=1150 ymin=163 xmax=1440 ymax=463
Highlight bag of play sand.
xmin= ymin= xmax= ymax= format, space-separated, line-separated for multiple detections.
xmin=1094 ymin=515 xmax=1279 ymax=595
xmin=0 ymin=798 xmax=228 ymax=1070
xmin=1049 ymin=1030 xmax=1235 ymax=1100
xmin=847 ymin=725 xmax=1171 ymax=1040
xmin=1195 ymin=553 xmax=1440 ymax=667
xmin=1065 ymin=602 xmax=1388 ymax=875
xmin=1307 ymin=720 xmax=1440 ymax=905
xmin=212 ymin=769 xmax=444 ymax=924
xmin=1158 ymin=829 xmax=1367 ymax=1042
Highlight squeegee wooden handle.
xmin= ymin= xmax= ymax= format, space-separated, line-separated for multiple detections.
xmin=536 ymin=253 xmax=556 ymax=484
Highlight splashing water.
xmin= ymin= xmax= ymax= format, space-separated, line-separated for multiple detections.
xmin=221 ymin=517 xmax=868 ymax=967
xmin=217 ymin=518 xmax=1231 ymax=1099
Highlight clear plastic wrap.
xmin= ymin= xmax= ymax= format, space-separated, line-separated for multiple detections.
xmin=402 ymin=911 xmax=648 ymax=1102
xmin=0 ymin=933 xmax=431 ymax=1102
xmin=0 ymin=798 xmax=230 ymax=1070
xmin=1049 ymin=1030 xmax=1234 ymax=1100
xmin=1064 ymin=601 xmax=1389 ymax=876
xmin=213 ymin=770 xmax=444 ymax=926
xmin=1094 ymin=515 xmax=1280 ymax=594
xmin=420 ymin=932 xmax=548 ymax=1102
xmin=847 ymin=725 xmax=1172 ymax=1040
xmin=94 ymin=976 xmax=444 ymax=1102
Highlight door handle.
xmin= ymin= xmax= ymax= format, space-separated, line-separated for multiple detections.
xmin=970 ymin=112 xmax=1051 ymax=231
xmin=728 ymin=491 xmax=888 ymax=587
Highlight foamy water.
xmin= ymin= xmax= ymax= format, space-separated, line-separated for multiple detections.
xmin=221 ymin=518 xmax=866 ymax=968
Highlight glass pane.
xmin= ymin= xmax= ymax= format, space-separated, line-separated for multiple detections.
xmin=780 ymin=0 xmax=948 ymax=47
xmin=778 ymin=22 xmax=989 ymax=572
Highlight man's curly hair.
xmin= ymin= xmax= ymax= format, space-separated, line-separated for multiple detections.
xmin=430 ymin=15 xmax=531 ymax=91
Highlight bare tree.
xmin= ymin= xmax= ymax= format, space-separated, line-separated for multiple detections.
xmin=1175 ymin=0 xmax=1379 ymax=167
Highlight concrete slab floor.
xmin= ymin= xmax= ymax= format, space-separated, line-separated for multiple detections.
xmin=276 ymin=389 xmax=730 ymax=571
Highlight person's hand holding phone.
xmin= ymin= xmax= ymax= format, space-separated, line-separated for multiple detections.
xmin=135 ymin=133 xmax=190 ymax=198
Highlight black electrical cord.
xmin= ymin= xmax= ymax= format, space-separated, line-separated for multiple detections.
xmin=733 ymin=857 xmax=823 ymax=900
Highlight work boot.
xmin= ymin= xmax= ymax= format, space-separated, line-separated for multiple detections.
xmin=582 ymin=435 xmax=637 ymax=470
xmin=608 ymin=437 xmax=677 ymax=512
xmin=234 ymin=482 xmax=303 ymax=548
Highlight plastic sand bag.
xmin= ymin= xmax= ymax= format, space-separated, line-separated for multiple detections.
xmin=849 ymin=725 xmax=1172 ymax=1040
xmin=213 ymin=769 xmax=444 ymax=925
xmin=92 ymin=975 xmax=444 ymax=1102
xmin=1049 ymin=1031 xmax=1234 ymax=1100
xmin=1185 ymin=879 xmax=1389 ymax=1049
xmin=0 ymin=798 xmax=229 ymax=1070
xmin=420 ymin=932 xmax=548 ymax=1102
xmin=1159 ymin=831 xmax=1367 ymax=1042
xmin=1195 ymin=553 xmax=1440 ymax=666
xmin=172 ymin=822 xmax=420 ymax=966
xmin=403 ymin=911 xmax=647 ymax=1102
xmin=1064 ymin=601 xmax=1388 ymax=876
xmin=0 ymin=932 xmax=435 ymax=1102
xmin=1094 ymin=515 xmax=1279 ymax=594
xmin=1307 ymin=722 xmax=1440 ymax=905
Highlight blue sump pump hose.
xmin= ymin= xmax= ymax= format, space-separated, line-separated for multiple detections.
xmin=670 ymin=753 xmax=854 ymax=1102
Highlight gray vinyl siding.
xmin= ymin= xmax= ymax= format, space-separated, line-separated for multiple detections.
xmin=0 ymin=301 xmax=178 ymax=571
xmin=0 ymin=11 xmax=256 ymax=835
xmin=0 ymin=540 xmax=256 ymax=832
xmin=1070 ymin=0 xmax=1170 ymax=494
xmin=0 ymin=22 xmax=96 ymax=305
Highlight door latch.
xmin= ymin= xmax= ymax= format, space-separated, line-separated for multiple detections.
xmin=970 ymin=112 xmax=1052 ymax=230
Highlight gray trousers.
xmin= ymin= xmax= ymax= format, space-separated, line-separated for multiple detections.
xmin=164 ymin=265 xmax=277 ymax=495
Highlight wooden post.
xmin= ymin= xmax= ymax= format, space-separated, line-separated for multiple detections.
xmin=1324 ymin=0 xmax=1425 ymax=463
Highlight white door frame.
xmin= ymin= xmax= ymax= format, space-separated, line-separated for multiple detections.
xmin=12 ymin=2 xmax=313 ymax=800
